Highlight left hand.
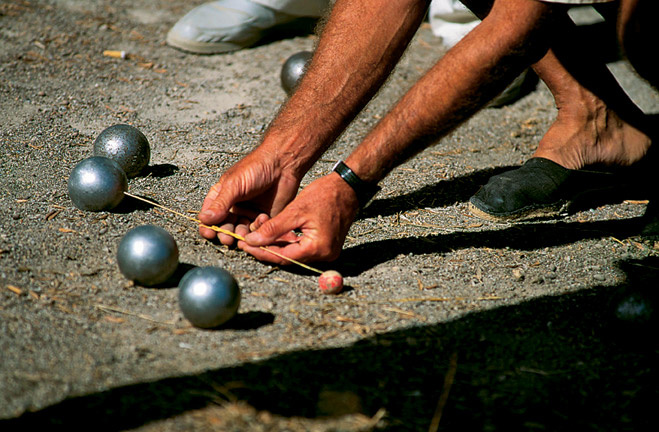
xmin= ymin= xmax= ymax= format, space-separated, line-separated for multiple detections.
xmin=234 ymin=173 xmax=360 ymax=264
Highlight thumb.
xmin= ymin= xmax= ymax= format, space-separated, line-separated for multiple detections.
xmin=199 ymin=182 xmax=234 ymax=225
xmin=244 ymin=212 xmax=299 ymax=246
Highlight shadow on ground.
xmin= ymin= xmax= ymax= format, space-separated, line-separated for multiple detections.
xmin=338 ymin=216 xmax=651 ymax=276
xmin=256 ymin=17 xmax=320 ymax=49
xmin=362 ymin=160 xmax=658 ymax=221
xmin=3 ymin=258 xmax=657 ymax=431
xmin=361 ymin=166 xmax=514 ymax=219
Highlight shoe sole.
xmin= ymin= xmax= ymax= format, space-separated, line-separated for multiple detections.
xmin=166 ymin=32 xmax=257 ymax=54
xmin=468 ymin=201 xmax=568 ymax=223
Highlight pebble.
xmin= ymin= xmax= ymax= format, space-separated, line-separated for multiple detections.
xmin=511 ymin=268 xmax=524 ymax=281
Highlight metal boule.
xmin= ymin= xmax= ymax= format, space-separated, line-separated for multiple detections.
xmin=93 ymin=124 xmax=150 ymax=178
xmin=178 ymin=266 xmax=240 ymax=328
xmin=280 ymin=51 xmax=312 ymax=95
xmin=117 ymin=225 xmax=179 ymax=286
xmin=68 ymin=156 xmax=127 ymax=211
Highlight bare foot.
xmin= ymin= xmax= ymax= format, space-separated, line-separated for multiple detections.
xmin=533 ymin=87 xmax=652 ymax=171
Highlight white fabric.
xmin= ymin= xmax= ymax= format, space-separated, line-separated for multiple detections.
xmin=251 ymin=0 xmax=615 ymax=19
xmin=429 ymin=0 xmax=479 ymax=48
xmin=250 ymin=0 xmax=330 ymax=17
xmin=251 ymin=0 xmax=480 ymax=49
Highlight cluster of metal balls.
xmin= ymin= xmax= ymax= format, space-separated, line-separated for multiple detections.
xmin=68 ymin=124 xmax=150 ymax=212
xmin=116 ymin=225 xmax=241 ymax=329
xmin=114 ymin=222 xmax=344 ymax=325
xmin=68 ymin=124 xmax=241 ymax=328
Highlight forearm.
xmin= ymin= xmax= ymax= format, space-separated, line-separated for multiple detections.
xmin=345 ymin=0 xmax=553 ymax=184
xmin=260 ymin=0 xmax=430 ymax=178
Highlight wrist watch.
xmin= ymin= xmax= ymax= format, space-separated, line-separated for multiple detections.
xmin=332 ymin=160 xmax=381 ymax=208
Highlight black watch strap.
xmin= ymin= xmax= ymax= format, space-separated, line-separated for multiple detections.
xmin=332 ymin=160 xmax=381 ymax=207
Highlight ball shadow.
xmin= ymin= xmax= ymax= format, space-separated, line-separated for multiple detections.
xmin=142 ymin=163 xmax=179 ymax=179
xmin=218 ymin=311 xmax=276 ymax=331
xmin=113 ymin=191 xmax=180 ymax=214
xmin=254 ymin=17 xmax=319 ymax=49
xmin=143 ymin=262 xmax=197 ymax=290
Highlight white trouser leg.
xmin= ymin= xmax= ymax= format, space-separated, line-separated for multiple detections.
xmin=251 ymin=0 xmax=332 ymax=17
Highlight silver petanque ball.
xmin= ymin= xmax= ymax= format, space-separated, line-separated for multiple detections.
xmin=117 ymin=225 xmax=179 ymax=286
xmin=93 ymin=124 xmax=150 ymax=178
xmin=178 ymin=266 xmax=241 ymax=328
xmin=68 ymin=156 xmax=128 ymax=211
xmin=280 ymin=51 xmax=312 ymax=95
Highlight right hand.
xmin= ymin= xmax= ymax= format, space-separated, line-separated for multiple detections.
xmin=236 ymin=172 xmax=361 ymax=264
xmin=198 ymin=149 xmax=301 ymax=245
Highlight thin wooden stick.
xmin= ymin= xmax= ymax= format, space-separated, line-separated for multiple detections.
xmin=124 ymin=192 xmax=323 ymax=274
xmin=95 ymin=303 xmax=177 ymax=325
xmin=428 ymin=351 xmax=458 ymax=432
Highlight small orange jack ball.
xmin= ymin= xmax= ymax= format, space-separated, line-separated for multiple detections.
xmin=318 ymin=270 xmax=343 ymax=295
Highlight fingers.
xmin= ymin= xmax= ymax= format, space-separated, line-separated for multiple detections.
xmin=199 ymin=213 xmax=241 ymax=245
xmin=239 ymin=242 xmax=302 ymax=265
xmin=200 ymin=205 xmax=265 ymax=243
xmin=244 ymin=212 xmax=300 ymax=247
xmin=238 ymin=212 xmax=300 ymax=264
xmin=239 ymin=236 xmax=337 ymax=265
xmin=234 ymin=215 xmax=253 ymax=241
xmin=217 ymin=220 xmax=239 ymax=245
xmin=198 ymin=176 xmax=260 ymax=242
xmin=198 ymin=169 xmax=351 ymax=264
xmin=239 ymin=211 xmax=337 ymax=264
xmin=197 ymin=154 xmax=301 ymax=246
xmin=199 ymin=225 xmax=218 ymax=240
xmin=199 ymin=181 xmax=231 ymax=226
xmin=249 ymin=213 xmax=270 ymax=232
xmin=246 ymin=213 xmax=299 ymax=241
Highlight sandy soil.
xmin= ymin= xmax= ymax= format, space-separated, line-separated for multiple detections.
xmin=1 ymin=1 xmax=658 ymax=431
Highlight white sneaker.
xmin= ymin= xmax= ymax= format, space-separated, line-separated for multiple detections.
xmin=167 ymin=0 xmax=301 ymax=54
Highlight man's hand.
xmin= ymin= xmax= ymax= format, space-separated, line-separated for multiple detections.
xmin=198 ymin=149 xmax=301 ymax=245
xmin=234 ymin=173 xmax=360 ymax=264
xmin=198 ymin=0 xmax=429 ymax=252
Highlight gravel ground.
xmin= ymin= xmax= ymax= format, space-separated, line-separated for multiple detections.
xmin=1 ymin=1 xmax=658 ymax=431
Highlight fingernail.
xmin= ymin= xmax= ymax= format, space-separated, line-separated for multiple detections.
xmin=244 ymin=232 xmax=260 ymax=244
xmin=199 ymin=210 xmax=214 ymax=220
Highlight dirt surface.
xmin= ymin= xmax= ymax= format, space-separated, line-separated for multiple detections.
xmin=1 ymin=1 xmax=658 ymax=431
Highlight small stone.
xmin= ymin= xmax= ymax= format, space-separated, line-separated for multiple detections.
xmin=512 ymin=268 xmax=524 ymax=281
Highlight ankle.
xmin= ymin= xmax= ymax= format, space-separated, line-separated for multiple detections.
xmin=534 ymin=106 xmax=652 ymax=170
